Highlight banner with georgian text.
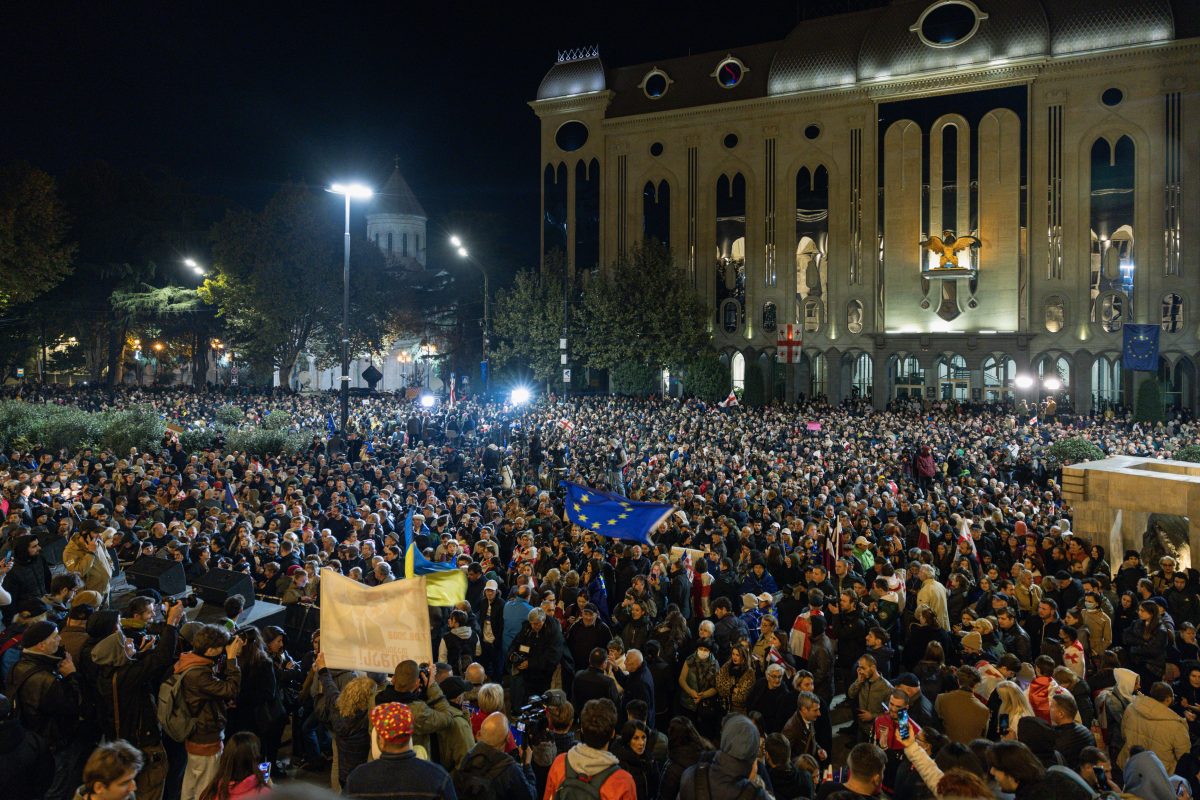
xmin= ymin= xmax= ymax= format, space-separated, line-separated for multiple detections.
xmin=319 ymin=568 xmax=432 ymax=673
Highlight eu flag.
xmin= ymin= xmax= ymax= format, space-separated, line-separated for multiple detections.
xmin=1123 ymin=324 xmax=1160 ymax=371
xmin=326 ymin=413 xmax=337 ymax=436
xmin=223 ymin=483 xmax=239 ymax=511
xmin=560 ymin=481 xmax=674 ymax=545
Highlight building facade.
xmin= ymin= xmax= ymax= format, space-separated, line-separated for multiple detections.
xmin=530 ymin=0 xmax=1199 ymax=412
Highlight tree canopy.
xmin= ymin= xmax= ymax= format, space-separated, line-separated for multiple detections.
xmin=0 ymin=162 xmax=75 ymax=310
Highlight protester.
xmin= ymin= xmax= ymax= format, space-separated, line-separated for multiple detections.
xmin=342 ymin=702 xmax=456 ymax=800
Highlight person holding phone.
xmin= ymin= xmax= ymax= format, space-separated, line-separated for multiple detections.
xmin=872 ymin=690 xmax=921 ymax=795
xmin=196 ymin=731 xmax=270 ymax=800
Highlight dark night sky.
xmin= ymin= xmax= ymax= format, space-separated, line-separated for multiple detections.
xmin=2 ymin=1 xmax=887 ymax=275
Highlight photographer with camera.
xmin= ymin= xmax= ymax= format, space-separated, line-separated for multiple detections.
xmin=530 ymin=694 xmax=578 ymax=798
xmin=509 ymin=607 xmax=563 ymax=709
xmin=375 ymin=660 xmax=457 ymax=771
xmin=91 ymin=597 xmax=186 ymax=800
xmin=453 ymin=711 xmax=536 ymax=800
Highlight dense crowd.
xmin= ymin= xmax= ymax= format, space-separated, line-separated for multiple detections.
xmin=1 ymin=384 xmax=1198 ymax=800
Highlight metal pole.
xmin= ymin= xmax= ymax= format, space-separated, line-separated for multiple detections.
xmin=482 ymin=269 xmax=490 ymax=397
xmin=340 ymin=194 xmax=350 ymax=433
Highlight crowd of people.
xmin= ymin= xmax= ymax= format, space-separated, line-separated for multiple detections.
xmin=0 ymin=383 xmax=1198 ymax=800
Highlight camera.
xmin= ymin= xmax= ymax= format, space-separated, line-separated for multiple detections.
xmin=178 ymin=594 xmax=202 ymax=609
xmin=512 ymin=695 xmax=547 ymax=746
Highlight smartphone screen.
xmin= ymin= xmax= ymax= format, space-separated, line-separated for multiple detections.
xmin=510 ymin=722 xmax=525 ymax=748
xmin=897 ymin=709 xmax=910 ymax=740
xmin=998 ymin=713 xmax=1010 ymax=735
xmin=1094 ymin=765 xmax=1109 ymax=791
xmin=258 ymin=761 xmax=271 ymax=780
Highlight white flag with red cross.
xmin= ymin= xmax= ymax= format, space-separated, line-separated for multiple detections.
xmin=776 ymin=324 xmax=803 ymax=363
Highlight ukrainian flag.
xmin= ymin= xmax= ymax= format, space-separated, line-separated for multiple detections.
xmin=401 ymin=506 xmax=465 ymax=606
xmin=560 ymin=481 xmax=674 ymax=545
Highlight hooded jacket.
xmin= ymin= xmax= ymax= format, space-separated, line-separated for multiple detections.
xmin=679 ymin=715 xmax=770 ymax=800
xmin=1118 ymin=694 xmax=1191 ymax=773
xmin=176 ymin=650 xmax=242 ymax=754
xmin=61 ymin=536 xmax=114 ymax=599
xmin=5 ymin=535 xmax=50 ymax=614
xmin=1100 ymin=668 xmax=1138 ymax=757
xmin=8 ymin=648 xmax=80 ymax=744
xmin=91 ymin=625 xmax=178 ymax=746
xmin=543 ymin=743 xmax=638 ymax=800
xmin=1123 ymin=750 xmax=1188 ymax=800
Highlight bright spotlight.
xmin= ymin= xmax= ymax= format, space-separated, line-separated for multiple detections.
xmin=329 ymin=183 xmax=373 ymax=199
xmin=1043 ymin=377 xmax=1063 ymax=392
xmin=510 ymin=386 xmax=532 ymax=406
xmin=184 ymin=258 xmax=198 ymax=268
xmin=1014 ymin=375 xmax=1034 ymax=390
xmin=449 ymin=235 xmax=462 ymax=248
xmin=457 ymin=247 xmax=469 ymax=258
xmin=419 ymin=393 xmax=436 ymax=408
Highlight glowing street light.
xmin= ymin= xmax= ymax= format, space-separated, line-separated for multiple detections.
xmin=326 ymin=182 xmax=374 ymax=433
xmin=183 ymin=258 xmax=206 ymax=276
xmin=419 ymin=393 xmax=436 ymax=409
xmin=1043 ymin=376 xmax=1063 ymax=392
xmin=510 ymin=386 xmax=532 ymax=406
xmin=449 ymin=233 xmax=491 ymax=396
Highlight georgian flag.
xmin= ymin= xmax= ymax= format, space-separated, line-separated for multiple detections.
xmin=718 ymin=391 xmax=739 ymax=408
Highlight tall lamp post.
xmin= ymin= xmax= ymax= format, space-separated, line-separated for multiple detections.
xmin=449 ymin=235 xmax=490 ymax=397
xmin=326 ymin=183 xmax=373 ymax=433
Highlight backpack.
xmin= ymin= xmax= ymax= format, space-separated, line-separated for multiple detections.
xmin=157 ymin=665 xmax=207 ymax=742
xmin=692 ymin=761 xmax=759 ymax=800
xmin=554 ymin=758 xmax=619 ymax=800
xmin=453 ymin=749 xmax=511 ymax=800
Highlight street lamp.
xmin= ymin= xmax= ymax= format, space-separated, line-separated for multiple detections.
xmin=449 ymin=234 xmax=490 ymax=397
xmin=183 ymin=258 xmax=206 ymax=277
xmin=326 ymin=182 xmax=373 ymax=434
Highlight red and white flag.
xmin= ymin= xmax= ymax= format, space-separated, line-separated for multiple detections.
xmin=1028 ymin=415 xmax=1038 ymax=426
xmin=776 ymin=324 xmax=803 ymax=364
xmin=718 ymin=391 xmax=739 ymax=408
xmin=557 ymin=419 xmax=575 ymax=433
xmin=449 ymin=375 xmax=457 ymax=408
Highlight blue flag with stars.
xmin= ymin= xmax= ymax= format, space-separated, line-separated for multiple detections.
xmin=560 ymin=481 xmax=674 ymax=545
xmin=1122 ymin=323 xmax=1160 ymax=371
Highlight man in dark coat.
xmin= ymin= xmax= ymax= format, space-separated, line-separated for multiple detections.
xmin=454 ymin=711 xmax=536 ymax=800
xmin=617 ymin=649 xmax=655 ymax=729
xmin=4 ymin=535 xmax=51 ymax=623
xmin=572 ymin=647 xmax=621 ymax=710
xmin=510 ymin=607 xmax=563 ymax=707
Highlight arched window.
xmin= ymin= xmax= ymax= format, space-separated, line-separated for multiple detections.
xmin=983 ymin=355 xmax=1017 ymax=403
xmin=716 ymin=173 xmax=747 ymax=325
xmin=1162 ymin=293 xmax=1183 ymax=333
xmin=387 ymin=232 xmax=393 ymax=253
xmin=721 ymin=300 xmax=739 ymax=333
xmin=846 ymin=299 xmax=864 ymax=334
xmin=850 ymin=353 xmax=873 ymax=399
xmin=803 ymin=298 xmax=822 ymax=333
xmin=1098 ymin=292 xmax=1125 ymax=333
xmin=811 ymin=353 xmax=827 ymax=399
xmin=1092 ymin=356 xmax=1123 ymax=407
xmin=642 ymin=180 xmax=670 ymax=247
xmin=731 ymin=351 xmax=745 ymax=391
xmin=402 ymin=233 xmax=409 ymax=257
xmin=1044 ymin=295 xmax=1065 ymax=333
xmin=795 ymin=167 xmax=829 ymax=307
xmin=1090 ymin=136 xmax=1136 ymax=321
xmin=894 ymin=356 xmax=924 ymax=398
xmin=938 ymin=354 xmax=969 ymax=401
xmin=762 ymin=302 xmax=777 ymax=333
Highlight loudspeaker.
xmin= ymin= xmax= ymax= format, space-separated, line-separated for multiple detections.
xmin=284 ymin=603 xmax=320 ymax=655
xmin=125 ymin=556 xmax=187 ymax=597
xmin=190 ymin=569 xmax=256 ymax=609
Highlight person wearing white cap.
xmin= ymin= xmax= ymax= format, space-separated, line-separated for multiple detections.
xmin=475 ymin=579 xmax=505 ymax=680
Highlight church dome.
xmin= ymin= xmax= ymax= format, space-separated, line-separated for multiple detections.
xmin=1045 ymin=0 xmax=1174 ymax=56
xmin=537 ymin=46 xmax=606 ymax=100
xmin=768 ymin=8 xmax=882 ymax=95
xmin=373 ymin=161 xmax=426 ymax=219
xmin=857 ymin=0 xmax=1050 ymax=83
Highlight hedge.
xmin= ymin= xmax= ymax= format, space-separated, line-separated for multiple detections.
xmin=0 ymin=401 xmax=164 ymax=455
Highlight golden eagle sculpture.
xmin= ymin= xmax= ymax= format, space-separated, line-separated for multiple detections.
xmin=923 ymin=230 xmax=980 ymax=268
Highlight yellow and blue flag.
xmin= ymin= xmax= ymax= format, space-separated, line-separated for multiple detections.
xmin=560 ymin=481 xmax=674 ymax=545
xmin=403 ymin=542 xmax=466 ymax=606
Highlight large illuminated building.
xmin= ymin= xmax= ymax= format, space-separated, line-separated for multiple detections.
xmin=531 ymin=0 xmax=1199 ymax=411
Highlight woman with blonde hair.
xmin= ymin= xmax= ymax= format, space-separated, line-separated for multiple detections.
xmin=995 ymin=680 xmax=1035 ymax=738
xmin=316 ymin=653 xmax=376 ymax=788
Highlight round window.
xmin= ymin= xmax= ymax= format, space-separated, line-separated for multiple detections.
xmin=714 ymin=57 xmax=745 ymax=89
xmin=555 ymin=121 xmax=589 ymax=152
xmin=804 ymin=124 xmax=821 ymax=140
xmin=643 ymin=70 xmax=670 ymax=100
xmin=723 ymin=133 xmax=739 ymax=149
xmin=915 ymin=1 xmax=983 ymax=48
xmin=649 ymin=142 xmax=664 ymax=157
xmin=1102 ymin=87 xmax=1124 ymax=107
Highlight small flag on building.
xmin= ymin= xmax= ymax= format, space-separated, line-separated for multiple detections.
xmin=776 ymin=324 xmax=803 ymax=364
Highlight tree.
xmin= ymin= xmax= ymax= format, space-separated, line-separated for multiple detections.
xmin=1047 ymin=437 xmax=1105 ymax=466
xmin=682 ymin=349 xmax=730 ymax=401
xmin=577 ymin=241 xmax=708 ymax=374
xmin=111 ymin=285 xmax=217 ymax=388
xmin=490 ymin=265 xmax=566 ymax=386
xmin=203 ymin=184 xmax=395 ymax=388
xmin=0 ymin=162 xmax=75 ymax=310
xmin=1175 ymin=445 xmax=1200 ymax=463
xmin=611 ymin=362 xmax=660 ymax=395
xmin=1135 ymin=377 xmax=1165 ymax=424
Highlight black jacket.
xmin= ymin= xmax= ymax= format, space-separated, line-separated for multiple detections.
xmin=613 ymin=740 xmax=660 ymax=800
xmin=320 ymin=670 xmax=372 ymax=785
xmin=455 ymin=742 xmax=536 ymax=800
xmin=91 ymin=625 xmax=178 ymax=746
xmin=572 ymin=666 xmax=620 ymax=709
xmin=510 ymin=619 xmax=564 ymax=684
xmin=7 ymin=650 xmax=81 ymax=744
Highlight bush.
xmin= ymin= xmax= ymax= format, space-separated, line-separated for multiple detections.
xmin=0 ymin=401 xmax=42 ymax=450
xmin=1047 ymin=436 xmax=1105 ymax=466
xmin=683 ymin=350 xmax=731 ymax=402
xmin=99 ymin=406 xmax=166 ymax=455
xmin=261 ymin=410 xmax=293 ymax=431
xmin=178 ymin=428 xmax=223 ymax=453
xmin=224 ymin=427 xmax=314 ymax=457
xmin=1175 ymin=445 xmax=1200 ymax=463
xmin=610 ymin=362 xmax=660 ymax=396
xmin=1135 ymin=378 xmax=1165 ymax=424
xmin=36 ymin=406 xmax=103 ymax=452
xmin=215 ymin=405 xmax=245 ymax=428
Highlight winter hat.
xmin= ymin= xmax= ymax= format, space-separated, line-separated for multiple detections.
xmin=21 ymin=621 xmax=57 ymax=650
xmin=369 ymin=702 xmax=414 ymax=742
xmin=719 ymin=714 xmax=760 ymax=766
xmin=962 ymin=631 xmax=983 ymax=652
